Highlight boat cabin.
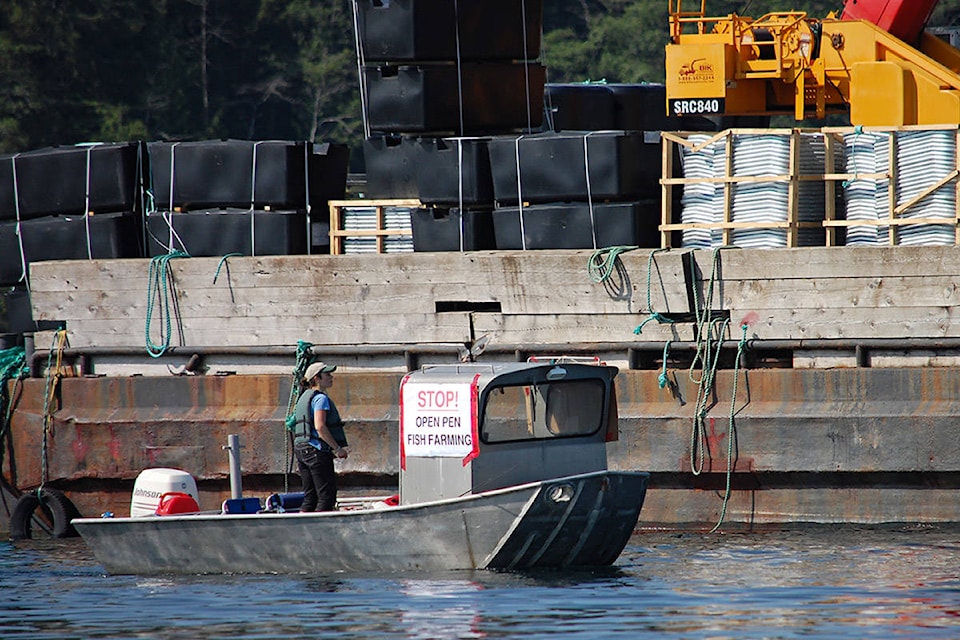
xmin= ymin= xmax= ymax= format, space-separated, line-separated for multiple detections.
xmin=399 ymin=358 xmax=619 ymax=504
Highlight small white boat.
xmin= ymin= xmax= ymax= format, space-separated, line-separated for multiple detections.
xmin=73 ymin=359 xmax=650 ymax=575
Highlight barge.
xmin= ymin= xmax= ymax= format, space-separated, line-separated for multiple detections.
xmin=5 ymin=0 xmax=960 ymax=537
xmin=4 ymin=245 xmax=960 ymax=536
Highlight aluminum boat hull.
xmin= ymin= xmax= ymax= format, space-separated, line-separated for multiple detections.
xmin=72 ymin=470 xmax=649 ymax=575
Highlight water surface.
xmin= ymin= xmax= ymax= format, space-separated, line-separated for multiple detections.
xmin=2 ymin=525 xmax=959 ymax=639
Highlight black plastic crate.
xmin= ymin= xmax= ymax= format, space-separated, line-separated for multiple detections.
xmin=363 ymin=135 xmax=422 ymax=199
xmin=356 ymin=0 xmax=542 ymax=62
xmin=543 ymin=83 xmax=720 ymax=133
xmin=488 ymin=131 xmax=660 ymax=204
xmin=543 ymin=84 xmax=618 ymax=132
xmin=148 ymin=140 xmax=297 ymax=210
xmin=146 ymin=209 xmax=307 ymax=257
xmin=363 ymin=62 xmax=545 ymax=135
xmin=493 ymin=201 xmax=660 ymax=250
xmin=307 ymin=142 xmax=351 ymax=206
xmin=607 ymin=83 xmax=719 ymax=132
xmin=0 ymin=142 xmax=143 ymax=221
xmin=0 ymin=211 xmax=144 ymax=286
xmin=416 ymin=137 xmax=494 ymax=206
xmin=148 ymin=140 xmax=347 ymax=211
xmin=411 ymin=206 xmax=495 ymax=251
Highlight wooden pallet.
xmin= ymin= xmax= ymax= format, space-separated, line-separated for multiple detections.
xmin=659 ymin=125 xmax=960 ymax=248
xmin=820 ymin=125 xmax=960 ymax=247
xmin=328 ymin=199 xmax=420 ymax=255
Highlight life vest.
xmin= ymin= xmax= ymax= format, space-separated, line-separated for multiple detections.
xmin=290 ymin=389 xmax=348 ymax=448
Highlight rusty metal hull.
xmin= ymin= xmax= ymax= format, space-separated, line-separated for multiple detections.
xmin=71 ymin=470 xmax=649 ymax=575
xmin=6 ymin=365 xmax=960 ymax=530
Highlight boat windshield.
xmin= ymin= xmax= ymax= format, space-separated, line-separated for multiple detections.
xmin=480 ymin=378 xmax=606 ymax=443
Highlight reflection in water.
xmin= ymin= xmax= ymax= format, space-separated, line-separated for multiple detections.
xmin=618 ymin=527 xmax=960 ymax=636
xmin=303 ymin=577 xmax=347 ymax=593
xmin=2 ymin=527 xmax=959 ymax=638
xmin=399 ymin=580 xmax=485 ymax=639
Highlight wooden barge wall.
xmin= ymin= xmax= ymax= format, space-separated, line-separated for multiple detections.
xmin=4 ymin=246 xmax=960 ymax=531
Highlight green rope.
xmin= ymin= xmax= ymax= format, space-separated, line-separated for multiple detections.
xmin=710 ymin=323 xmax=749 ymax=534
xmin=145 ymin=251 xmax=189 ymax=358
xmin=842 ymin=124 xmax=866 ymax=189
xmin=213 ymin=253 xmax=243 ymax=284
xmin=658 ymin=341 xmax=672 ymax=389
xmin=282 ymin=340 xmax=315 ymax=492
xmin=40 ymin=331 xmax=69 ymax=489
xmin=688 ymin=247 xmax=730 ymax=383
xmin=689 ymin=247 xmax=730 ymax=475
xmin=681 ymin=246 xmax=747 ymax=533
xmin=284 ymin=340 xmax=315 ymax=429
xmin=694 ymin=248 xmax=725 ymax=346
xmin=587 ymin=245 xmax=638 ymax=284
xmin=634 ymin=248 xmax=675 ymax=335
xmin=0 ymin=346 xmax=28 ymax=478
xmin=689 ymin=316 xmax=731 ymax=477
xmin=635 ymin=312 xmax=676 ymax=335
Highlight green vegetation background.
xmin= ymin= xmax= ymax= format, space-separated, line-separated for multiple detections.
xmin=1 ymin=1 xmax=959 ymax=165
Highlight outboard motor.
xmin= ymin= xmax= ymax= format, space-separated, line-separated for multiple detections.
xmin=130 ymin=468 xmax=199 ymax=517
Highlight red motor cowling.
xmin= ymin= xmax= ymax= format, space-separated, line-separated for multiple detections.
xmin=155 ymin=492 xmax=200 ymax=515
xmin=841 ymin=0 xmax=940 ymax=45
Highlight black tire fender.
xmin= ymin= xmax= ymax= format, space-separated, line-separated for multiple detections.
xmin=9 ymin=487 xmax=82 ymax=540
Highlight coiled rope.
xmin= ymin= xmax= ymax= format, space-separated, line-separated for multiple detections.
xmin=683 ymin=246 xmax=748 ymax=532
xmin=282 ymin=340 xmax=315 ymax=492
xmin=636 ymin=245 xmax=748 ymax=531
xmin=145 ymin=251 xmax=189 ymax=357
xmin=689 ymin=247 xmax=729 ymax=476
xmin=587 ymin=245 xmax=638 ymax=284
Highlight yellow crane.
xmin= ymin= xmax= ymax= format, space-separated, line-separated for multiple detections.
xmin=665 ymin=0 xmax=960 ymax=125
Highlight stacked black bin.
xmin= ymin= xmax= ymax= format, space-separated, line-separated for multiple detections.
xmin=0 ymin=142 xmax=147 ymax=287
xmin=495 ymin=84 xmax=680 ymax=250
xmin=534 ymin=82 xmax=771 ymax=249
xmin=0 ymin=143 xmax=147 ymax=334
xmin=356 ymin=0 xmax=544 ymax=251
xmin=357 ymin=0 xmax=544 ymax=137
xmin=145 ymin=139 xmax=348 ymax=257
xmin=544 ymin=82 xmax=718 ymax=133
xmin=0 ymin=138 xmax=350 ymax=338
xmin=485 ymin=83 xmax=730 ymax=250
xmin=487 ymin=131 xmax=662 ymax=249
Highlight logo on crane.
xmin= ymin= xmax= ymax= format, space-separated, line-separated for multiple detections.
xmin=677 ymin=58 xmax=716 ymax=83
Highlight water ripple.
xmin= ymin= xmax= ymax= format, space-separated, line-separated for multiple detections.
xmin=2 ymin=526 xmax=959 ymax=639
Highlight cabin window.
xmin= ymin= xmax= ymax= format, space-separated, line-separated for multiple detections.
xmin=480 ymin=379 xmax=605 ymax=443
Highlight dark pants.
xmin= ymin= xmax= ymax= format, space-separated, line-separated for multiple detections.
xmin=294 ymin=443 xmax=337 ymax=512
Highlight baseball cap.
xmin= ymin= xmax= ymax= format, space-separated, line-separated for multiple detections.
xmin=304 ymin=361 xmax=337 ymax=381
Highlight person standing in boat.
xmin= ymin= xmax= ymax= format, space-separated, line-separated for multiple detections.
xmin=291 ymin=361 xmax=349 ymax=511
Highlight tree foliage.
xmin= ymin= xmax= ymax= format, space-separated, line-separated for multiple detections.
xmin=0 ymin=0 xmax=363 ymax=155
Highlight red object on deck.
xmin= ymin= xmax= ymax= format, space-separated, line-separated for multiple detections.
xmin=841 ymin=0 xmax=940 ymax=44
xmin=156 ymin=492 xmax=200 ymax=515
